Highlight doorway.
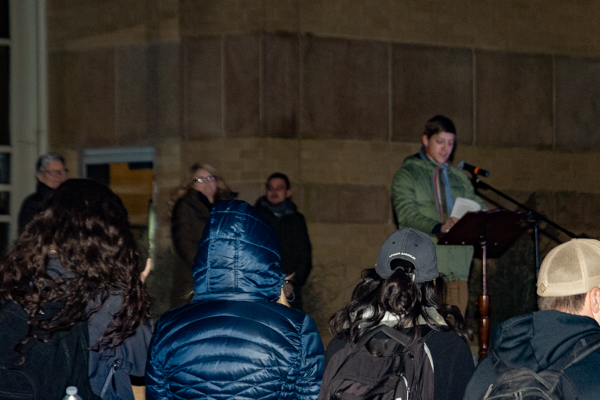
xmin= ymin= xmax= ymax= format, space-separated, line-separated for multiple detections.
xmin=82 ymin=147 xmax=155 ymax=261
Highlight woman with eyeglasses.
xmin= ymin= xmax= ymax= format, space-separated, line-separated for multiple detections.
xmin=169 ymin=163 xmax=236 ymax=307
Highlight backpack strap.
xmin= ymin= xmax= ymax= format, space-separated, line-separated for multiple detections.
xmin=358 ymin=325 xmax=412 ymax=348
xmin=546 ymin=334 xmax=600 ymax=373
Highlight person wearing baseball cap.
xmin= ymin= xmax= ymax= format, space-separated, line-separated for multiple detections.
xmin=322 ymin=228 xmax=475 ymax=400
xmin=464 ymin=239 xmax=600 ymax=400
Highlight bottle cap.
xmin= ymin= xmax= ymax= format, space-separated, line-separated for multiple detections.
xmin=66 ymin=387 xmax=78 ymax=396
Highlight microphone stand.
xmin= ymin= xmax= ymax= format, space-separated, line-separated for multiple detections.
xmin=468 ymin=175 xmax=579 ymax=275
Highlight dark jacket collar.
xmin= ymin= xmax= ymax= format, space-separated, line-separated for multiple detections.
xmin=256 ymin=196 xmax=297 ymax=218
xmin=36 ymin=181 xmax=55 ymax=198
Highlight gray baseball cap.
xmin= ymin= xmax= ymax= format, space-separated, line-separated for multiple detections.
xmin=375 ymin=228 xmax=438 ymax=283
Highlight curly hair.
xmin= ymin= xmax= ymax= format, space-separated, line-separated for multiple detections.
xmin=329 ymin=264 xmax=471 ymax=345
xmin=0 ymin=179 xmax=151 ymax=354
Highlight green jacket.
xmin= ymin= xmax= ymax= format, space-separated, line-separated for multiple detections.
xmin=391 ymin=154 xmax=486 ymax=281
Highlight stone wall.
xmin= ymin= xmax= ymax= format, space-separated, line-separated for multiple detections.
xmin=47 ymin=0 xmax=600 ymax=343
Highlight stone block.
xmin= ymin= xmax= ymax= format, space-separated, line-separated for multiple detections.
xmin=155 ymin=186 xmax=175 ymax=227
xmin=230 ymin=181 xmax=263 ymax=205
xmin=263 ymin=33 xmax=299 ymax=138
xmin=48 ymin=52 xmax=67 ymax=148
xmin=392 ymin=44 xmax=473 ymax=145
xmin=47 ymin=0 xmax=160 ymax=50
xmin=62 ymin=48 xmax=116 ymax=147
xmin=115 ymin=44 xmax=149 ymax=145
xmin=301 ymin=140 xmax=394 ymax=186
xmin=180 ymin=0 xmax=264 ymax=36
xmin=556 ymin=56 xmax=600 ymax=152
xmin=475 ymin=51 xmax=553 ymax=148
xmin=303 ymin=183 xmax=390 ymax=224
xmin=301 ymin=36 xmax=389 ymax=140
xmin=183 ymin=37 xmax=223 ymax=139
xmin=147 ymin=42 xmax=182 ymax=141
xmin=224 ymin=34 xmax=260 ymax=137
xmin=456 ymin=146 xmax=600 ymax=195
xmin=155 ymin=142 xmax=182 ymax=188
xmin=555 ymin=192 xmax=600 ymax=236
xmin=299 ymin=0 xmax=600 ymax=58
xmin=263 ymin=0 xmax=300 ymax=32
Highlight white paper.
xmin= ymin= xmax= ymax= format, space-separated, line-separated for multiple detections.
xmin=450 ymin=197 xmax=481 ymax=219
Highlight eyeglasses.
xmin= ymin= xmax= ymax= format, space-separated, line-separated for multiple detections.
xmin=44 ymin=169 xmax=68 ymax=177
xmin=193 ymin=176 xmax=216 ymax=183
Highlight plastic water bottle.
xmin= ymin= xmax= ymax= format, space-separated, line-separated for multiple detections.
xmin=62 ymin=386 xmax=83 ymax=400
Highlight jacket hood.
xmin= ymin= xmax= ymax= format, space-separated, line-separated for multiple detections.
xmin=490 ymin=310 xmax=600 ymax=371
xmin=192 ymin=200 xmax=284 ymax=302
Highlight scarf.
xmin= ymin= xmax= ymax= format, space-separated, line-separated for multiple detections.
xmin=419 ymin=147 xmax=453 ymax=222
xmin=257 ymin=196 xmax=296 ymax=218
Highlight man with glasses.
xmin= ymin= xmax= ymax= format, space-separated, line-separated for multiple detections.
xmin=18 ymin=153 xmax=67 ymax=234
xmin=255 ymin=172 xmax=312 ymax=311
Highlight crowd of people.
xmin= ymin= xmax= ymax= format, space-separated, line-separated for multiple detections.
xmin=1 ymin=115 xmax=600 ymax=400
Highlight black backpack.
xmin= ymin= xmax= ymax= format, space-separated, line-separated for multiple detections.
xmin=319 ymin=325 xmax=435 ymax=400
xmin=0 ymin=300 xmax=101 ymax=400
xmin=480 ymin=335 xmax=600 ymax=400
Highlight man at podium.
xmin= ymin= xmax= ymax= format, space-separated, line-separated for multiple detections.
xmin=391 ymin=115 xmax=486 ymax=315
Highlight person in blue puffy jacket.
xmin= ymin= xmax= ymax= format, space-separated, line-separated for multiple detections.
xmin=145 ymin=200 xmax=324 ymax=400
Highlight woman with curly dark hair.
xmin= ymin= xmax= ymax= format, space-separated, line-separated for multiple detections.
xmin=321 ymin=228 xmax=474 ymax=400
xmin=0 ymin=179 xmax=152 ymax=400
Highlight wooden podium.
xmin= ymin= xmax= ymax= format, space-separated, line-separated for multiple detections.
xmin=438 ymin=209 xmax=527 ymax=360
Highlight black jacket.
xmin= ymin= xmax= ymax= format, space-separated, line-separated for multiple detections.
xmin=463 ymin=310 xmax=600 ymax=400
xmin=254 ymin=197 xmax=312 ymax=287
xmin=18 ymin=181 xmax=54 ymax=235
xmin=326 ymin=326 xmax=474 ymax=400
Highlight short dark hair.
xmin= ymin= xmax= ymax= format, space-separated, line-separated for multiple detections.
xmin=266 ymin=172 xmax=290 ymax=190
xmin=538 ymin=293 xmax=587 ymax=313
xmin=423 ymin=115 xmax=456 ymax=139
xmin=423 ymin=115 xmax=457 ymax=163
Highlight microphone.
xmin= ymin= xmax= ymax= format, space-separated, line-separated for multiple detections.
xmin=457 ymin=160 xmax=490 ymax=178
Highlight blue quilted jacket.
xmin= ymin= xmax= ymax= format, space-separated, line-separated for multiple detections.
xmin=145 ymin=200 xmax=324 ymax=400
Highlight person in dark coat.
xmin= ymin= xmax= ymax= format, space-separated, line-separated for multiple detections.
xmin=169 ymin=163 xmax=236 ymax=308
xmin=463 ymin=239 xmax=600 ymax=400
xmin=255 ymin=172 xmax=312 ymax=310
xmin=146 ymin=200 xmax=324 ymax=400
xmin=17 ymin=152 xmax=67 ymax=234
xmin=321 ymin=228 xmax=474 ymax=400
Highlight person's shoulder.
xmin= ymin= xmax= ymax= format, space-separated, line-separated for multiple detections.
xmin=284 ymin=200 xmax=305 ymax=218
xmin=394 ymin=154 xmax=426 ymax=175
xmin=424 ymin=328 xmax=472 ymax=356
xmin=564 ymin=344 xmax=600 ymax=399
xmin=20 ymin=191 xmax=43 ymax=211
xmin=173 ymin=189 xmax=194 ymax=209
